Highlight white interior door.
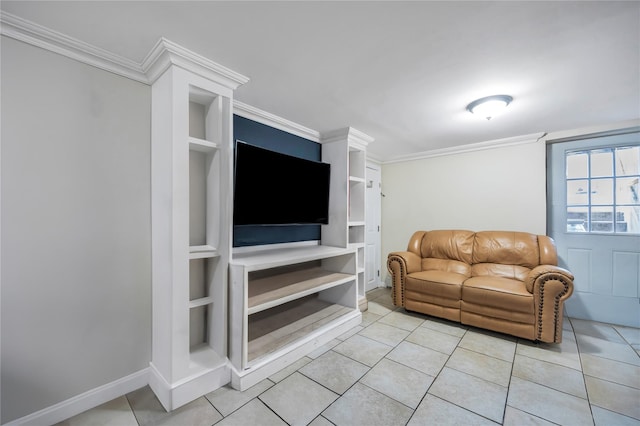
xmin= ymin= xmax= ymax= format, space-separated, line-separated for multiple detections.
xmin=547 ymin=132 xmax=640 ymax=327
xmin=366 ymin=164 xmax=382 ymax=291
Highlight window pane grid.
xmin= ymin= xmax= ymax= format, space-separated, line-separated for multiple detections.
xmin=566 ymin=145 xmax=639 ymax=234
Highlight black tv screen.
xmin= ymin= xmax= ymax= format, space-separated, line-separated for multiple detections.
xmin=233 ymin=141 xmax=331 ymax=226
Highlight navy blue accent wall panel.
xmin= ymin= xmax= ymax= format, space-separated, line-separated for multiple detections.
xmin=233 ymin=114 xmax=321 ymax=247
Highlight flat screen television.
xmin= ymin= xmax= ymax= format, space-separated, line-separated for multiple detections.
xmin=233 ymin=141 xmax=331 ymax=226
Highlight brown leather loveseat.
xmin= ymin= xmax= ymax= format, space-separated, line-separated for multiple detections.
xmin=387 ymin=230 xmax=574 ymax=343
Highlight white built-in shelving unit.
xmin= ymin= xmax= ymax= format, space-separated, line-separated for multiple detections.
xmin=321 ymin=128 xmax=373 ymax=311
xmin=148 ymin=39 xmax=248 ymax=411
xmin=228 ymin=245 xmax=360 ymax=390
xmin=147 ymin=41 xmax=371 ymax=404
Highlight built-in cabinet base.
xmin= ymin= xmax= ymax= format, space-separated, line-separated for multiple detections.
xmin=228 ymin=244 xmax=361 ymax=390
xmin=230 ymin=308 xmax=361 ymax=390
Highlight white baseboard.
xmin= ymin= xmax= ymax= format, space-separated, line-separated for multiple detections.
xmin=4 ymin=368 xmax=149 ymax=426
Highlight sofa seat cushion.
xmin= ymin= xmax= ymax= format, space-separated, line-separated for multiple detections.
xmin=406 ymin=270 xmax=466 ymax=307
xmin=462 ymin=276 xmax=534 ymax=315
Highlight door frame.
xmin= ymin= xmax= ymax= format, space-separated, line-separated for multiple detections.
xmin=366 ymin=161 xmax=382 ymax=290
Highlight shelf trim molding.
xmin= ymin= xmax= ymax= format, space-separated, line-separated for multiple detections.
xmin=142 ymin=37 xmax=249 ymax=88
xmin=383 ymin=132 xmax=547 ymax=164
xmin=0 ymin=12 xmax=250 ymax=90
xmin=0 ymin=11 xmax=148 ymax=83
xmin=320 ymin=127 xmax=374 ymax=148
xmin=233 ymin=101 xmax=321 ymax=142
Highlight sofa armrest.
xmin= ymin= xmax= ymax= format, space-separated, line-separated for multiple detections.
xmin=387 ymin=251 xmax=422 ymax=307
xmin=526 ymin=265 xmax=574 ymax=343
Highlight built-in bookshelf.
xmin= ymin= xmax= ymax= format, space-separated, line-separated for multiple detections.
xmin=321 ymin=128 xmax=373 ymax=310
xmin=148 ymin=41 xmax=248 ymax=411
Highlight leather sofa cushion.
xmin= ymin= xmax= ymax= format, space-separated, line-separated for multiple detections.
xmin=471 ymin=263 xmax=531 ymax=282
xmin=462 ymin=276 xmax=534 ymax=314
xmin=422 ymin=258 xmax=471 ymax=276
xmin=421 ymin=230 xmax=474 ymax=264
xmin=473 ymin=231 xmax=539 ymax=268
xmin=407 ymin=270 xmax=467 ymax=300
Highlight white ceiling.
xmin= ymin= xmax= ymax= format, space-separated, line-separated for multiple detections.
xmin=3 ymin=1 xmax=639 ymax=161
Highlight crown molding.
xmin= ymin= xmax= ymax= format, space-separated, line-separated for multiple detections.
xmin=320 ymin=127 xmax=374 ymax=149
xmin=142 ymin=38 xmax=249 ymax=89
xmin=233 ymin=101 xmax=320 ymax=142
xmin=1 ymin=12 xmax=249 ymax=90
xmin=383 ymin=132 xmax=546 ymax=164
xmin=0 ymin=11 xmax=148 ymax=83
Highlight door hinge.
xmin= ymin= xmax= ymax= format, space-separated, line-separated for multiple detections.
xmin=377 ymin=270 xmax=380 ymax=277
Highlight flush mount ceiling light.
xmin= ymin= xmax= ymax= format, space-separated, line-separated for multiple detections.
xmin=466 ymin=95 xmax=513 ymax=120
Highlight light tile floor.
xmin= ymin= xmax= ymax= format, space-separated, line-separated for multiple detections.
xmin=58 ymin=287 xmax=640 ymax=426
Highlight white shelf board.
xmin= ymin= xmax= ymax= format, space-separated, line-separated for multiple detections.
xmin=188 ymin=137 xmax=219 ymax=153
xmin=189 ymin=245 xmax=219 ymax=259
xmin=347 ymin=221 xmax=365 ymax=227
xmin=348 ymin=242 xmax=365 ymax=249
xmin=247 ymin=297 xmax=355 ymax=365
xmin=231 ymin=245 xmax=354 ymax=272
xmin=247 ymin=267 xmax=354 ymax=315
xmin=349 ymin=176 xmax=366 ymax=183
xmin=189 ymin=296 xmax=214 ymax=309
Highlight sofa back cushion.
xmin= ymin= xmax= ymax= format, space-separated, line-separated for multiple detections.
xmin=472 ymin=231 xmax=540 ymax=268
xmin=421 ymin=230 xmax=474 ymax=264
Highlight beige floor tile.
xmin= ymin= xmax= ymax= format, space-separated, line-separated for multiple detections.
xmin=308 ymin=415 xmax=335 ymax=426
xmin=507 ymin=377 xmax=593 ymax=425
xmin=386 ymin=340 xmax=449 ymax=376
xmin=360 ymin=310 xmax=382 ymax=326
xmin=268 ymin=356 xmax=313 ymax=383
xmin=359 ymin=358 xmax=433 ymax=409
xmin=516 ymin=338 xmax=582 ymax=370
xmin=359 ymin=322 xmax=410 ymax=347
xmin=406 ymin=325 xmax=461 ymax=355
xmin=299 ymin=350 xmax=369 ymax=394
xmin=307 ymin=338 xmax=341 ymax=359
xmin=446 ymin=347 xmax=512 ymax=387
xmin=126 ymin=386 xmax=222 ymax=426
xmin=513 ymin=354 xmax=587 ymax=398
xmin=581 ymin=353 xmax=640 ymax=389
xmin=55 ymin=396 xmax=138 ymax=426
xmin=421 ymin=317 xmax=468 ymax=338
xmin=378 ymin=310 xmax=425 ymax=331
xmin=576 ymin=333 xmax=640 ymax=366
xmin=322 ymin=383 xmax=413 ymax=426
xmin=563 ymin=316 xmax=574 ymax=332
xmin=332 ymin=333 xmax=393 ymax=367
xmin=428 ymin=367 xmax=507 ymax=423
xmin=367 ymin=300 xmax=394 ymax=316
xmin=408 ymin=394 xmax=498 ymax=426
xmin=591 ymin=405 xmax=640 ymax=426
xmin=614 ymin=324 xmax=640 ymax=345
xmin=585 ymin=376 xmax=640 ymax=420
xmin=503 ymin=406 xmax=556 ymax=426
xmin=336 ymin=325 xmax=363 ymax=341
xmin=571 ymin=318 xmax=628 ymax=343
xmin=205 ymin=379 xmax=274 ymax=417
xmin=259 ymin=373 xmax=338 ymax=426
xmin=213 ymin=398 xmax=286 ymax=426
xmin=458 ymin=330 xmax=516 ymax=362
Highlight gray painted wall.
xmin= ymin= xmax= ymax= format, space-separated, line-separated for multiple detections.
xmin=1 ymin=37 xmax=151 ymax=423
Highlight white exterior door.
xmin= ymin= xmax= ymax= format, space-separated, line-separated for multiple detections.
xmin=547 ymin=132 xmax=640 ymax=327
xmin=365 ymin=164 xmax=382 ymax=291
